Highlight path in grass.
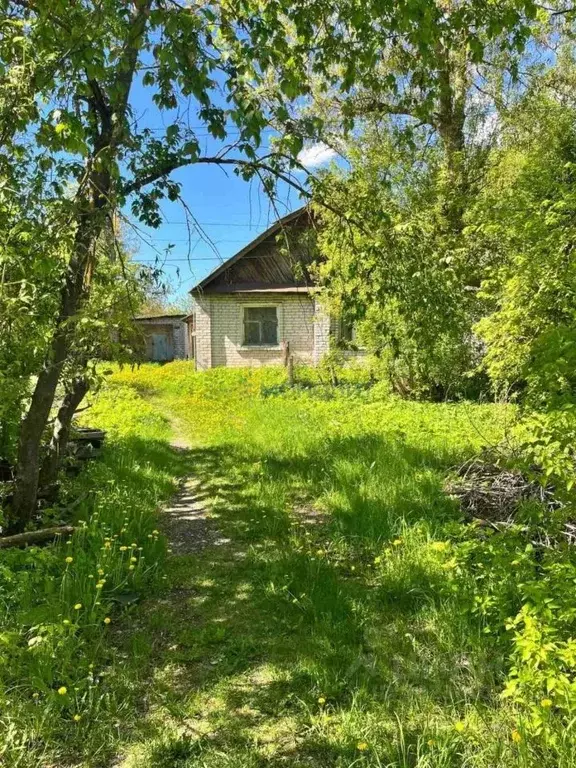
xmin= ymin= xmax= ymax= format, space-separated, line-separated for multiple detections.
xmin=113 ymin=375 xmax=522 ymax=768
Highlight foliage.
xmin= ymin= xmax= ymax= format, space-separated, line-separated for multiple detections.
xmin=470 ymin=90 xmax=576 ymax=488
xmin=312 ymin=133 xmax=487 ymax=399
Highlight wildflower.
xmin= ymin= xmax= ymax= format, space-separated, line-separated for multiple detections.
xmin=152 ymin=530 xmax=159 ymax=535
xmin=430 ymin=541 xmax=447 ymax=552
xmin=73 ymin=714 xmax=81 ymax=722
xmin=316 ymin=549 xmax=325 ymax=557
xmin=97 ymin=568 xmax=104 ymax=576
xmin=129 ymin=565 xmax=135 ymax=570
xmin=427 ymin=739 xmax=435 ymax=747
xmin=373 ymin=556 xmax=382 ymax=565
xmin=131 ymin=543 xmax=137 ymax=548
xmin=104 ymin=542 xmax=111 ymax=549
xmin=392 ymin=538 xmax=403 ymax=546
xmin=511 ymin=729 xmax=522 ymax=744
xmin=57 ymin=686 xmax=67 ymax=695
xmin=96 ymin=581 xmax=104 ymax=589
xmin=103 ymin=617 xmax=111 ymax=625
xmin=318 ymin=697 xmax=326 ymax=705
xmin=541 ymin=698 xmax=553 ymax=708
xmin=356 ymin=742 xmax=368 ymax=751
xmin=130 ymin=556 xmax=137 ymax=563
xmin=454 ymin=721 xmax=465 ymax=733
xmin=32 ymin=692 xmax=39 ymax=699
xmin=74 ymin=603 xmax=82 ymax=610
xmin=63 ymin=619 xmax=70 ymax=625
xmin=119 ymin=546 xmax=128 ymax=552
xmin=65 ymin=556 xmax=73 ymax=564
xmin=350 ymin=565 xmax=355 ymax=571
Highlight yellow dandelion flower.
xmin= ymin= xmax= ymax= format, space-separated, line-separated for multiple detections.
xmin=356 ymin=741 xmax=368 ymax=751
xmin=104 ymin=542 xmax=111 ymax=549
xmin=454 ymin=721 xmax=465 ymax=733
xmin=392 ymin=538 xmax=403 ymax=546
xmin=373 ymin=556 xmax=382 ymax=565
xmin=103 ymin=617 xmax=111 ymax=625
xmin=431 ymin=541 xmax=447 ymax=552
xmin=73 ymin=714 xmax=81 ymax=722
xmin=511 ymin=729 xmax=521 ymax=743
xmin=65 ymin=556 xmax=73 ymax=564
xmin=427 ymin=739 xmax=435 ymax=747
xmin=318 ymin=697 xmax=326 ymax=705
xmin=541 ymin=698 xmax=553 ymax=708
xmin=97 ymin=569 xmax=104 ymax=576
xmin=73 ymin=603 xmax=82 ymax=610
xmin=57 ymin=686 xmax=67 ymax=695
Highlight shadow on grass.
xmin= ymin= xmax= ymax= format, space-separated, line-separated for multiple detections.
xmin=112 ymin=432 xmax=501 ymax=767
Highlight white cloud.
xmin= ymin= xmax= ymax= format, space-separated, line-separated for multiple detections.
xmin=297 ymin=142 xmax=337 ymax=168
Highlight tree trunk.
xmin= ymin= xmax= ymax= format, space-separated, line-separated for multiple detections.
xmin=12 ymin=214 xmax=104 ymax=527
xmin=39 ymin=375 xmax=90 ymax=492
xmin=435 ymin=44 xmax=469 ymax=234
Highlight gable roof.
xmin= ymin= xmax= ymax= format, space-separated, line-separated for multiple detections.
xmin=190 ymin=206 xmax=311 ymax=294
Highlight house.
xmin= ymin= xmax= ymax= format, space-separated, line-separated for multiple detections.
xmin=134 ymin=313 xmax=188 ymax=361
xmin=185 ymin=207 xmax=336 ymax=370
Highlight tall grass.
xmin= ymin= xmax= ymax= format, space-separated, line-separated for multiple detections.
xmin=3 ymin=363 xmax=574 ymax=767
xmin=104 ymin=364 xmax=569 ymax=768
xmin=0 ymin=385 xmax=188 ymax=766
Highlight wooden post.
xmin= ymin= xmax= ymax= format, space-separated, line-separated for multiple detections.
xmin=287 ymin=354 xmax=295 ymax=388
xmin=282 ymin=340 xmax=290 ymax=367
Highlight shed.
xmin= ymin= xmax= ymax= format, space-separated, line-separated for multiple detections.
xmin=134 ymin=313 xmax=187 ymax=361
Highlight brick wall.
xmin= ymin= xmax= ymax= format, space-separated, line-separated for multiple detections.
xmin=192 ymin=296 xmax=212 ymax=370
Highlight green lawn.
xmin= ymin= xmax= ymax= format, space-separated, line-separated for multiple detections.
xmin=2 ymin=363 xmax=575 ymax=766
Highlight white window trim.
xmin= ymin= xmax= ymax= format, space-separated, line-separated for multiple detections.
xmin=239 ymin=303 xmax=283 ymax=349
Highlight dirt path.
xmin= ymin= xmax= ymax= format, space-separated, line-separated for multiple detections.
xmin=159 ymin=418 xmax=225 ymax=556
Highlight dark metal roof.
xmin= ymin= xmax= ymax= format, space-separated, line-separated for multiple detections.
xmin=190 ymin=207 xmax=310 ymax=294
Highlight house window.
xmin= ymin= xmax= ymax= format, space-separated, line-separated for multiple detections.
xmin=243 ymin=306 xmax=278 ymax=346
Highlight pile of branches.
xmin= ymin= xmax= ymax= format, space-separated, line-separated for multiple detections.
xmin=445 ymin=456 xmax=560 ymax=524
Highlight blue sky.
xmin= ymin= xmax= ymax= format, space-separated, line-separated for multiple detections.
xmin=123 ymin=77 xmax=338 ymax=303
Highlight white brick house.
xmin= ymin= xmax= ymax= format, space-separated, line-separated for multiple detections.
xmin=186 ymin=207 xmax=334 ymax=370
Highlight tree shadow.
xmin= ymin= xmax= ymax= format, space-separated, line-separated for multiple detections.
xmin=109 ymin=431 xmax=498 ymax=767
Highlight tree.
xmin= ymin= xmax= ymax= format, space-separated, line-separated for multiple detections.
xmin=469 ymin=66 xmax=576 ymax=485
xmin=0 ymin=0 xmax=538 ymax=526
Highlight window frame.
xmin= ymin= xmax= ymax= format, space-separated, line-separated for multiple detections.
xmin=241 ymin=304 xmax=281 ymax=348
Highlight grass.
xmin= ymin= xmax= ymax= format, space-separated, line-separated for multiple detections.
xmin=2 ymin=362 xmax=575 ymax=766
